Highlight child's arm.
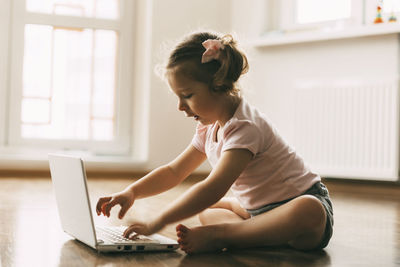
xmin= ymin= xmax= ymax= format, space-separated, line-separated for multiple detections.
xmin=123 ymin=148 xmax=253 ymax=236
xmin=96 ymin=144 xmax=206 ymax=218
xmin=128 ymin=144 xmax=206 ymax=199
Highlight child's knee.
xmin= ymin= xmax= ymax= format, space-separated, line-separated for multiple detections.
xmin=198 ymin=208 xmax=213 ymax=225
xmin=198 ymin=209 xmax=206 ymax=224
xmin=288 ymin=195 xmax=326 ymax=231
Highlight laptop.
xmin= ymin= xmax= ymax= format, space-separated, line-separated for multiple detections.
xmin=48 ymin=153 xmax=179 ymax=253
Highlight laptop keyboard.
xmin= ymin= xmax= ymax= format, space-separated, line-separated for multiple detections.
xmin=96 ymin=226 xmax=156 ymax=244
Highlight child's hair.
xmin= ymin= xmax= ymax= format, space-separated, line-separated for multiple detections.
xmin=165 ymin=31 xmax=249 ymax=96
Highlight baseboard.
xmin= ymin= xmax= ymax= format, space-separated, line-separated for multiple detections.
xmin=0 ymin=169 xmax=209 ymax=181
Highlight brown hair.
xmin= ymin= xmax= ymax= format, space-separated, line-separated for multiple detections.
xmin=166 ymin=31 xmax=249 ymax=96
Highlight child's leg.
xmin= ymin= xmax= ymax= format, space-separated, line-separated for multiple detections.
xmin=199 ymin=197 xmax=250 ymax=225
xmin=176 ymin=195 xmax=327 ymax=253
xmin=198 ymin=208 xmax=244 ymax=225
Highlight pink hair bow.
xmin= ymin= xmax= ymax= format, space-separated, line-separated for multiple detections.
xmin=201 ymin=39 xmax=223 ymax=63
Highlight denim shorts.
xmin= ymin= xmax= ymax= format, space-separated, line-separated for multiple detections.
xmin=246 ymin=182 xmax=334 ymax=250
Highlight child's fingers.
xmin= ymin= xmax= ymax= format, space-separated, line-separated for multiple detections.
xmin=123 ymin=224 xmax=143 ymax=238
xmin=104 ymin=198 xmax=119 ymax=217
xmin=118 ymin=205 xmax=130 ymax=219
xmin=96 ymin=197 xmax=112 ymax=215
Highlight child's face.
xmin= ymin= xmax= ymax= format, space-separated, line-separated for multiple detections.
xmin=168 ymin=71 xmax=223 ymax=125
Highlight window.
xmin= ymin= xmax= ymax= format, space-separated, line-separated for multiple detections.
xmin=296 ymin=0 xmax=351 ymax=24
xmin=21 ymin=25 xmax=117 ymax=141
xmin=381 ymin=0 xmax=400 ymax=21
xmin=270 ymin=0 xmax=400 ymax=34
xmin=382 ymin=0 xmax=400 ymax=13
xmin=2 ymin=0 xmax=135 ymax=155
xmin=275 ymin=0 xmax=364 ymax=31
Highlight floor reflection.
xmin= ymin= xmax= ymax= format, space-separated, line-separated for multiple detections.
xmin=326 ymin=193 xmax=400 ymax=267
xmin=177 ymin=247 xmax=331 ymax=267
xmin=58 ymin=240 xmax=183 ymax=267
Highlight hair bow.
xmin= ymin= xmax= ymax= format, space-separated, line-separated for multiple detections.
xmin=201 ymin=39 xmax=223 ymax=63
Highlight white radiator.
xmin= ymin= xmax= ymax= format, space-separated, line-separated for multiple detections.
xmin=293 ymin=79 xmax=399 ymax=181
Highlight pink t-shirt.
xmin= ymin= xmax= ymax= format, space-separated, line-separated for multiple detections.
xmin=191 ymin=98 xmax=320 ymax=210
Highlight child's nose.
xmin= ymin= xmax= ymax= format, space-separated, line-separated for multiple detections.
xmin=178 ymin=99 xmax=187 ymax=111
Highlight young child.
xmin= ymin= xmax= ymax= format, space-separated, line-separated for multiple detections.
xmin=96 ymin=31 xmax=333 ymax=254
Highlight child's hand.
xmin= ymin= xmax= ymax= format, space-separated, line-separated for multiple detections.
xmin=96 ymin=189 xmax=135 ymax=219
xmin=123 ymin=217 xmax=164 ymax=237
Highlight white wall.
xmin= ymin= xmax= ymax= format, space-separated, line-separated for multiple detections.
xmin=140 ymin=0 xmax=231 ymax=171
xmin=244 ymin=35 xmax=399 ymax=144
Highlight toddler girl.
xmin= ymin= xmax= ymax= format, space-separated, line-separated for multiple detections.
xmin=96 ymin=31 xmax=333 ymax=254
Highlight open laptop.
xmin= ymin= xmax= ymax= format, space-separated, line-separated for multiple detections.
xmin=48 ymin=153 xmax=179 ymax=253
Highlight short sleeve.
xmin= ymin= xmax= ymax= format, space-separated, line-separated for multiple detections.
xmin=222 ymin=119 xmax=262 ymax=157
xmin=191 ymin=123 xmax=208 ymax=154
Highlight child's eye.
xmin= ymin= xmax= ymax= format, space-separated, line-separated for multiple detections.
xmin=183 ymin=94 xmax=193 ymax=99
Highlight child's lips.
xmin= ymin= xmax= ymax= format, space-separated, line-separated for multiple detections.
xmin=184 ymin=112 xmax=199 ymax=120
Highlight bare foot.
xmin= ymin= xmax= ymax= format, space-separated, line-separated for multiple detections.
xmin=175 ymin=224 xmax=226 ymax=254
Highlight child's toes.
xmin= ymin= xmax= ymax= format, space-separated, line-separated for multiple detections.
xmin=184 ymin=247 xmax=194 ymax=254
xmin=180 ymin=244 xmax=192 ymax=254
xmin=178 ymin=238 xmax=188 ymax=245
xmin=176 ymin=231 xmax=186 ymax=238
xmin=176 ymin=224 xmax=189 ymax=233
xmin=179 ymin=242 xmax=187 ymax=250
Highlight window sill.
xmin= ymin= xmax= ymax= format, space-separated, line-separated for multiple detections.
xmin=0 ymin=151 xmax=147 ymax=172
xmin=249 ymin=24 xmax=400 ymax=47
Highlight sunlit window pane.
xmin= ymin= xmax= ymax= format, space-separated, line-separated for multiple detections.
xmin=92 ymin=30 xmax=117 ymax=119
xmin=296 ymin=0 xmax=351 ymax=24
xmin=23 ymin=25 xmax=52 ymax=98
xmin=92 ymin=119 xmax=113 ymax=141
xmin=383 ymin=0 xmax=400 ymax=13
xmin=22 ymin=24 xmax=117 ymax=141
xmin=96 ymin=0 xmax=119 ymax=19
xmin=21 ymin=99 xmax=51 ymax=124
xmin=21 ymin=124 xmax=53 ymax=140
xmin=26 ymin=0 xmax=119 ymax=19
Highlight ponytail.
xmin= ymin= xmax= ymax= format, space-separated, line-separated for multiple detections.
xmin=212 ymin=34 xmax=249 ymax=95
xmin=166 ymin=31 xmax=249 ymax=96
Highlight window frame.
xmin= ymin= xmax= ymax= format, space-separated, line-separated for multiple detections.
xmin=0 ymin=0 xmax=11 ymax=149
xmin=6 ymin=0 xmax=135 ymax=156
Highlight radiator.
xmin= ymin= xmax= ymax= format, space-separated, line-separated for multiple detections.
xmin=293 ymin=79 xmax=399 ymax=181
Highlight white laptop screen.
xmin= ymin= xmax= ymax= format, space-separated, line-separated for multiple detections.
xmin=49 ymin=154 xmax=97 ymax=248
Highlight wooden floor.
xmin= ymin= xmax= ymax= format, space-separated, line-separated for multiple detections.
xmin=1 ymin=176 xmax=399 ymax=267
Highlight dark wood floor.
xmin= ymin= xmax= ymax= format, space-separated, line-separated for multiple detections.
xmin=1 ymin=175 xmax=399 ymax=267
